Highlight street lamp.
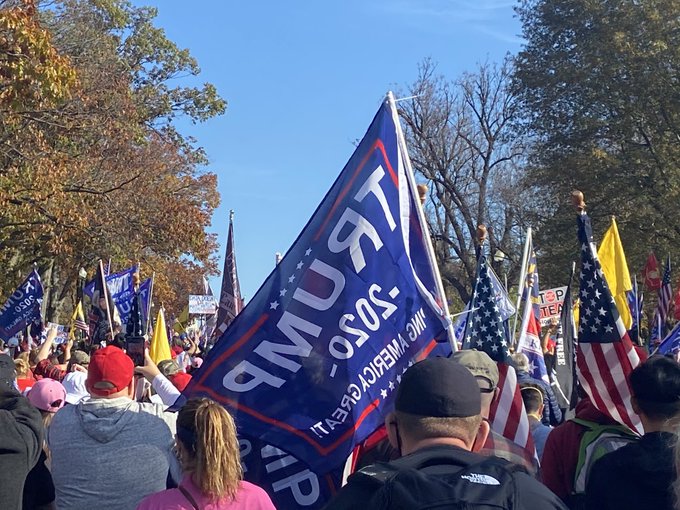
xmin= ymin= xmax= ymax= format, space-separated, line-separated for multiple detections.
xmin=493 ymin=249 xmax=512 ymax=291
xmin=493 ymin=248 xmax=511 ymax=264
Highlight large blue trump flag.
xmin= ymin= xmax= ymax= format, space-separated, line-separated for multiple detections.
xmin=0 ymin=269 xmax=43 ymax=341
xmin=181 ymin=95 xmax=453 ymax=503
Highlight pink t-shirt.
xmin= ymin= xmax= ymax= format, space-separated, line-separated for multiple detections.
xmin=137 ymin=476 xmax=276 ymax=510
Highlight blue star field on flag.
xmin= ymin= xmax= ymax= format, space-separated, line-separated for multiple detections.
xmin=577 ymin=217 xmax=621 ymax=343
xmin=464 ymin=255 xmax=510 ymax=362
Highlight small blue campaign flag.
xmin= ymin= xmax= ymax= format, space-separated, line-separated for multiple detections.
xmin=0 ymin=269 xmax=43 ymax=341
xmin=658 ymin=322 xmax=680 ymax=355
xmin=85 ymin=265 xmax=138 ymax=325
xmin=180 ymin=94 xmax=453 ymax=507
xmin=139 ymin=278 xmax=152 ymax=327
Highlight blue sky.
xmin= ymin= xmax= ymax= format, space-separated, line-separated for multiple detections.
xmin=138 ymin=0 xmax=523 ymax=299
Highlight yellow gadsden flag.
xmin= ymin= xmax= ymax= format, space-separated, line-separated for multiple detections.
xmin=149 ymin=308 xmax=172 ymax=364
xmin=68 ymin=300 xmax=87 ymax=341
xmin=173 ymin=304 xmax=189 ymax=334
xmin=597 ymin=217 xmax=633 ymax=329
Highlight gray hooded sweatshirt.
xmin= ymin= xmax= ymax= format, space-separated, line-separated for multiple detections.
xmin=48 ymin=397 xmax=181 ymax=510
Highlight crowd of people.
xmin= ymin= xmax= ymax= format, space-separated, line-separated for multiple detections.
xmin=1 ymin=322 xmax=679 ymax=509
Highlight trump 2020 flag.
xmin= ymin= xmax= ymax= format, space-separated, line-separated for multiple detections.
xmin=85 ymin=265 xmax=138 ymax=326
xmin=0 ymin=269 xmax=43 ymax=341
xmin=180 ymin=94 xmax=453 ymax=501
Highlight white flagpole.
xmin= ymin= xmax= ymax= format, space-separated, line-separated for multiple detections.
xmin=387 ymin=91 xmax=458 ymax=352
xmin=511 ymin=227 xmax=533 ymax=343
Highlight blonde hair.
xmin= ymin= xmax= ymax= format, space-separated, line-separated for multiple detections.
xmin=41 ymin=411 xmax=55 ymax=460
xmin=177 ymin=398 xmax=242 ymax=501
xmin=14 ymin=358 xmax=29 ymax=377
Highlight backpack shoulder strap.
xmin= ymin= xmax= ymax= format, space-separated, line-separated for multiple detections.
xmin=571 ymin=418 xmax=637 ymax=494
xmin=355 ymin=462 xmax=402 ymax=484
xmin=355 ymin=449 xmax=472 ymax=485
xmin=178 ymin=485 xmax=201 ymax=510
xmin=570 ymin=417 xmax=595 ymax=429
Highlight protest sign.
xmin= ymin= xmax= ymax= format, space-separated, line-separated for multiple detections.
xmin=538 ymin=286 xmax=568 ymax=326
xmin=47 ymin=322 xmax=69 ymax=344
xmin=189 ymin=295 xmax=218 ymax=315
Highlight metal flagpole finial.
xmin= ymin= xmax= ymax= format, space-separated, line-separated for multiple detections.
xmin=476 ymin=224 xmax=488 ymax=246
xmin=417 ymin=184 xmax=428 ymax=206
xmin=229 ymin=210 xmax=235 ymax=223
xmin=571 ymin=190 xmax=586 ymax=212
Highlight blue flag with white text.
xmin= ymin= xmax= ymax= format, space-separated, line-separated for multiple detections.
xmin=0 ymin=270 xmax=43 ymax=341
xmin=658 ymin=322 xmax=680 ymax=355
xmin=180 ymin=98 xmax=451 ymax=506
xmin=85 ymin=265 xmax=143 ymax=326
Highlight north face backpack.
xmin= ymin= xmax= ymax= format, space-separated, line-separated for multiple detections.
xmin=353 ymin=450 xmax=526 ymax=510
xmin=568 ymin=417 xmax=638 ymax=509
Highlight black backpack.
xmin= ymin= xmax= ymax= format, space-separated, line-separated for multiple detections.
xmin=352 ymin=449 xmax=526 ymax=510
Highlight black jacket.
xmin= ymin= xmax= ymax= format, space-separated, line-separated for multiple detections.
xmin=0 ymin=388 xmax=43 ymax=510
xmin=585 ymin=431 xmax=676 ymax=510
xmin=324 ymin=444 xmax=567 ymax=510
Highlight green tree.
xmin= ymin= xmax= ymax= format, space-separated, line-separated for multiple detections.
xmin=0 ymin=0 xmax=226 ymax=321
xmin=514 ymin=0 xmax=680 ymax=288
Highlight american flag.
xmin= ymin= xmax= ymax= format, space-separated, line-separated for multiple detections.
xmin=464 ymin=254 xmax=534 ymax=451
xmin=651 ymin=256 xmax=672 ymax=342
xmin=576 ymin=212 xmax=642 ymax=434
xmin=517 ymin=241 xmax=549 ymax=383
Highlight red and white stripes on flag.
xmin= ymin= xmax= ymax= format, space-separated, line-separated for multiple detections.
xmin=74 ymin=320 xmax=88 ymax=331
xmin=576 ymin=212 xmax=643 ymax=435
xmin=577 ymin=341 xmax=642 ymax=434
xmin=654 ymin=255 xmax=672 ymax=331
xmin=489 ymin=363 xmax=535 ymax=451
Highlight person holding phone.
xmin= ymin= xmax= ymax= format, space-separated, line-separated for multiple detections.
xmin=48 ymin=346 xmax=181 ymax=510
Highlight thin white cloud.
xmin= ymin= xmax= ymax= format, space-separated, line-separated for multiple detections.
xmin=372 ymin=0 xmax=520 ymax=42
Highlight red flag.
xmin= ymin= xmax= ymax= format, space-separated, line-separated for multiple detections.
xmin=643 ymin=252 xmax=661 ymax=291
xmin=673 ymin=278 xmax=680 ymax=321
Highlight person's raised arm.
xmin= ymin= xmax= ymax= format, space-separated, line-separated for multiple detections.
xmin=542 ymin=319 xmax=558 ymax=354
xmin=135 ymin=351 xmax=181 ymax=406
xmin=36 ymin=326 xmax=58 ymax=363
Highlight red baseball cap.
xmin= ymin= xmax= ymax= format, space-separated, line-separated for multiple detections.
xmin=87 ymin=346 xmax=134 ymax=396
xmin=169 ymin=372 xmax=192 ymax=392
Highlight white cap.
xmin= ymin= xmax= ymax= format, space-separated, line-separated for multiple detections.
xmin=62 ymin=371 xmax=89 ymax=404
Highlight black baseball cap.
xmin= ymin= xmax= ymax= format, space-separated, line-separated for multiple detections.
xmin=395 ymin=357 xmax=482 ymax=418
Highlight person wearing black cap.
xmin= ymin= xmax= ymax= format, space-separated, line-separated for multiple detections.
xmin=0 ymin=353 xmax=43 ymax=510
xmin=324 ymin=357 xmax=567 ymax=510
xmin=585 ymin=355 xmax=680 ymax=510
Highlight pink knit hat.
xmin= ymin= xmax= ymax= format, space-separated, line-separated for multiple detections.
xmin=27 ymin=378 xmax=67 ymax=413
